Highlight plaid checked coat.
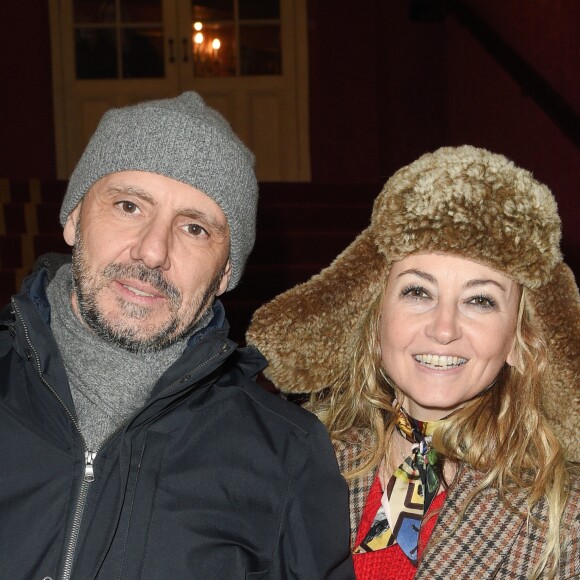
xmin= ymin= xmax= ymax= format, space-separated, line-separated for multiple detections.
xmin=335 ymin=436 xmax=580 ymax=579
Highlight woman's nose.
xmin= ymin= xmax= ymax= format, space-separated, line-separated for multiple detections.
xmin=425 ymin=303 xmax=462 ymax=344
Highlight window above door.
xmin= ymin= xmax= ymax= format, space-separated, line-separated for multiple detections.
xmin=71 ymin=0 xmax=282 ymax=80
xmin=49 ymin=0 xmax=310 ymax=181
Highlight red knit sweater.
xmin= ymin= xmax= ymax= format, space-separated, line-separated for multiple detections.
xmin=352 ymin=474 xmax=447 ymax=579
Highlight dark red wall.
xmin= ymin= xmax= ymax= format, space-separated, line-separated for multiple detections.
xmin=307 ymin=0 xmax=579 ymax=272
xmin=444 ymin=11 xmax=579 ymax=270
xmin=376 ymin=0 xmax=448 ymax=176
xmin=0 ymin=1 xmax=578 ymax=269
xmin=307 ymin=0 xmax=382 ymax=183
xmin=466 ymin=0 xmax=579 ymax=111
xmin=0 ymin=2 xmax=55 ymax=179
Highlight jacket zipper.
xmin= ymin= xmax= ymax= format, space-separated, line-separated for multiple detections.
xmin=60 ymin=450 xmax=97 ymax=580
xmin=11 ymin=300 xmax=232 ymax=578
xmin=61 ymin=342 xmax=230 ymax=578
xmin=12 ymin=301 xmax=95 ymax=580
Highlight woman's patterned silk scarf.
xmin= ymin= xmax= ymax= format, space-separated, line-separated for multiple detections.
xmin=353 ymin=408 xmax=441 ymax=565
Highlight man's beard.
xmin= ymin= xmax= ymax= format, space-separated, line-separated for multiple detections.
xmin=71 ymin=225 xmax=225 ymax=354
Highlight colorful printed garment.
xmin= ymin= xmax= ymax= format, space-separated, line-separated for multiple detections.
xmin=353 ymin=408 xmax=442 ymax=565
xmin=352 ymin=474 xmax=447 ymax=579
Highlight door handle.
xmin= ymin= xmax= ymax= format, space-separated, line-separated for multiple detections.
xmin=168 ymin=38 xmax=175 ymax=63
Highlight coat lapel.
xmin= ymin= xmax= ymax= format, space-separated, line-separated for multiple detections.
xmin=334 ymin=433 xmax=377 ymax=545
xmin=415 ymin=465 xmax=527 ymax=578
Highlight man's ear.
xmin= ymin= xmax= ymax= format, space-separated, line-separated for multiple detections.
xmin=216 ymin=261 xmax=232 ymax=296
xmin=63 ymin=204 xmax=82 ymax=247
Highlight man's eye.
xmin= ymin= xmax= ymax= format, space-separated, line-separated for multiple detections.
xmin=117 ymin=201 xmax=138 ymax=213
xmin=186 ymin=224 xmax=208 ymax=237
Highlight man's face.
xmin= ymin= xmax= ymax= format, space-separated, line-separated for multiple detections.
xmin=64 ymin=171 xmax=231 ymax=352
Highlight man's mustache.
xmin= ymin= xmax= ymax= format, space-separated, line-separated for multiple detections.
xmin=102 ymin=263 xmax=181 ymax=302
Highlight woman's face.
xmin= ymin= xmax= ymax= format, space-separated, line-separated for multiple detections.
xmin=379 ymin=253 xmax=520 ymax=421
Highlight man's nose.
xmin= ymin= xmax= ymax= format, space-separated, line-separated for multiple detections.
xmin=130 ymin=221 xmax=171 ymax=270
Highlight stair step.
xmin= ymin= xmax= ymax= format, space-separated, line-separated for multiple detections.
xmin=0 ymin=202 xmax=62 ymax=235
xmin=251 ymin=230 xmax=356 ymax=264
xmin=219 ymin=297 xmax=267 ymax=343
xmin=0 ymin=204 xmax=27 ymax=234
xmin=0 ymin=235 xmax=25 ymax=268
xmin=0 ymin=181 xmax=380 ymax=205
xmin=257 ymin=202 xmax=371 ymax=232
xmin=259 ymin=182 xmax=381 ymax=204
xmin=0 ymin=269 xmax=17 ymax=306
xmin=229 ymin=263 xmax=321 ymax=302
xmin=0 ymin=234 xmax=71 ymax=269
xmin=12 ymin=200 xmax=372 ymax=235
xmin=0 ymin=179 xmax=68 ymax=203
xmin=0 ymin=180 xmax=383 ymax=341
xmin=34 ymin=234 xmax=71 ymax=257
xmin=0 ymin=267 xmax=30 ymax=307
xmin=1 ymin=230 xmax=356 ymax=267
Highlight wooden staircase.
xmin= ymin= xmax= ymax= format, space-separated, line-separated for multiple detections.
xmin=0 ymin=179 xmax=380 ymax=343
xmin=0 ymin=179 xmax=70 ymax=309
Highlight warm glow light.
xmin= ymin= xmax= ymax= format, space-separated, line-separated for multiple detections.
xmin=194 ymin=32 xmax=204 ymax=44
xmin=193 ymin=21 xmax=203 ymax=31
xmin=212 ymin=38 xmax=221 ymax=50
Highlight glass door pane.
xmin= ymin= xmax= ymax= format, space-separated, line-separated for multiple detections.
xmin=191 ymin=0 xmax=234 ymax=77
xmin=239 ymin=0 xmax=279 ymax=19
xmin=75 ymin=28 xmax=118 ymax=78
xmin=240 ymin=23 xmax=281 ymax=75
xmin=192 ymin=22 xmax=235 ymax=77
xmin=73 ymin=0 xmax=165 ymax=79
xmin=73 ymin=0 xmax=116 ymax=22
xmin=190 ymin=0 xmax=281 ymax=77
xmin=191 ymin=0 xmax=233 ymax=20
xmin=121 ymin=0 xmax=163 ymax=22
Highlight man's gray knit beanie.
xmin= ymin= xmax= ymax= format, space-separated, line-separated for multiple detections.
xmin=60 ymin=91 xmax=258 ymax=290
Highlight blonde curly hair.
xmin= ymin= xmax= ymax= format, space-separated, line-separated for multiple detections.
xmin=311 ymin=287 xmax=570 ymax=577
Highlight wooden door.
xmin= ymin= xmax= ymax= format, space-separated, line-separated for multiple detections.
xmin=49 ymin=0 xmax=310 ymax=181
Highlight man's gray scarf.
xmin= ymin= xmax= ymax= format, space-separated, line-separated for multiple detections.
xmin=47 ymin=264 xmax=193 ymax=450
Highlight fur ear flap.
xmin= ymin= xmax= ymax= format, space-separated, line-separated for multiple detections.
xmin=247 ymin=228 xmax=387 ymax=393
xmin=528 ymin=263 xmax=580 ymax=462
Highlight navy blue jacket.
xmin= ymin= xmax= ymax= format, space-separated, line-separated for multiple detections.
xmin=0 ymin=257 xmax=354 ymax=579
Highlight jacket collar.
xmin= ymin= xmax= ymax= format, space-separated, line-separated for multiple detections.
xmin=334 ymin=430 xmax=378 ymax=544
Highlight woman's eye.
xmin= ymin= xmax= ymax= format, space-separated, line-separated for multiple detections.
xmin=401 ymin=285 xmax=429 ymax=300
xmin=467 ymin=294 xmax=496 ymax=310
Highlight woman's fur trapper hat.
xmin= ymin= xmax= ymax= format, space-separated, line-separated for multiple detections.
xmin=247 ymin=146 xmax=579 ymax=460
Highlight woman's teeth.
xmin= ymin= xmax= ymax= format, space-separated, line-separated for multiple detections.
xmin=415 ymin=354 xmax=467 ymax=369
